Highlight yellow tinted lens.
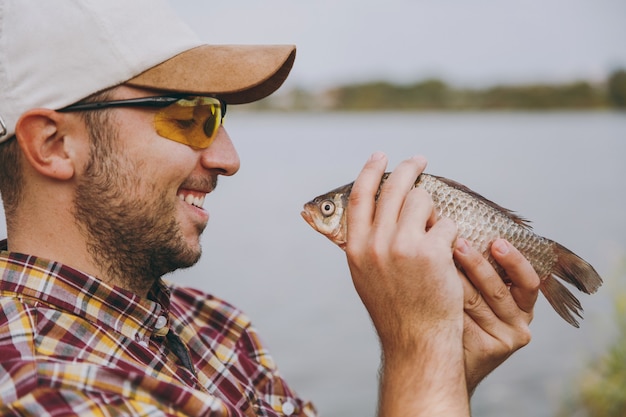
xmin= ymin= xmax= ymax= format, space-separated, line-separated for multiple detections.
xmin=154 ymin=97 xmax=222 ymax=148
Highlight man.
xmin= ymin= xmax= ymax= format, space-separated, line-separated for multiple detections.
xmin=0 ymin=1 xmax=539 ymax=416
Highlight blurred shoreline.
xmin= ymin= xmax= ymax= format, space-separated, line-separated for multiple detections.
xmin=243 ymin=69 xmax=626 ymax=112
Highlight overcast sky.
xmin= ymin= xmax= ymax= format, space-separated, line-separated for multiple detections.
xmin=170 ymin=0 xmax=626 ymax=89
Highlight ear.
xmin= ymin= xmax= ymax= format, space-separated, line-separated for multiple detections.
xmin=14 ymin=109 xmax=78 ymax=180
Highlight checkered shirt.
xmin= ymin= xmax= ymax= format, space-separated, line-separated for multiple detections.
xmin=0 ymin=245 xmax=317 ymax=416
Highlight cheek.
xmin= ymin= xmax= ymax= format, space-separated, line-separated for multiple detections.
xmin=113 ymin=113 xmax=200 ymax=183
xmin=117 ymin=111 xmax=193 ymax=162
xmin=133 ymin=140 xmax=197 ymax=179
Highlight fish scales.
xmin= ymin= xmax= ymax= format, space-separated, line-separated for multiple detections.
xmin=417 ymin=173 xmax=556 ymax=279
xmin=301 ymin=172 xmax=603 ymax=328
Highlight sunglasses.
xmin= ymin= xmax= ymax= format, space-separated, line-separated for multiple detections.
xmin=58 ymin=95 xmax=227 ymax=149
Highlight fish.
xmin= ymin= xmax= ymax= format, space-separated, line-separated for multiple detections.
xmin=301 ymin=172 xmax=603 ymax=327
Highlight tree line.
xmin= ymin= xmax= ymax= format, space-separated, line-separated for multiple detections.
xmin=250 ymin=69 xmax=626 ymax=111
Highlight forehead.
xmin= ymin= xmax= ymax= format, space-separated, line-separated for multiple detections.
xmin=109 ymin=85 xmax=173 ymax=100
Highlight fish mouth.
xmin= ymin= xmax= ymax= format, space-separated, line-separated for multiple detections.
xmin=300 ymin=210 xmax=315 ymax=228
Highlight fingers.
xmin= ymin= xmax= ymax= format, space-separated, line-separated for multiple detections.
xmin=373 ymin=155 xmax=427 ymax=229
xmin=346 ymin=152 xmax=388 ymax=248
xmin=457 ymin=238 xmax=539 ymax=389
xmin=346 ymin=153 xmax=429 ymax=252
xmin=396 ymin=186 xmax=437 ymax=234
xmin=490 ymin=239 xmax=540 ymax=314
xmin=345 ymin=153 xmax=463 ymax=342
xmin=455 ymin=239 xmax=508 ymax=326
xmin=454 ymin=238 xmax=538 ymax=326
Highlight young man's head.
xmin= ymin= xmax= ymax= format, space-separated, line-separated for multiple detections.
xmin=0 ymin=0 xmax=295 ymax=191
xmin=0 ymin=0 xmax=295 ymax=291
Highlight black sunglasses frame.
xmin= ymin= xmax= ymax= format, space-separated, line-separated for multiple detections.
xmin=57 ymin=95 xmax=227 ymax=119
xmin=0 ymin=96 xmax=227 ymax=144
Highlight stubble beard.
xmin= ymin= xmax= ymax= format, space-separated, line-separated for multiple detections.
xmin=73 ymin=122 xmax=203 ymax=295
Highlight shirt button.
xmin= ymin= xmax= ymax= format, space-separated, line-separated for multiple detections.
xmin=155 ymin=315 xmax=168 ymax=330
xmin=281 ymin=400 xmax=295 ymax=416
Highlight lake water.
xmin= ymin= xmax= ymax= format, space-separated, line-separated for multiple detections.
xmin=2 ymin=111 xmax=625 ymax=416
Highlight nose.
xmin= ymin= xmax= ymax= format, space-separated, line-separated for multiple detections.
xmin=200 ymin=127 xmax=240 ymax=176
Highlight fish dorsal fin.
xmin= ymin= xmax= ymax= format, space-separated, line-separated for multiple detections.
xmin=430 ymin=174 xmax=533 ymax=229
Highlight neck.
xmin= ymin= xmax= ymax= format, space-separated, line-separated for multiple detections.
xmin=6 ymin=207 xmax=157 ymax=298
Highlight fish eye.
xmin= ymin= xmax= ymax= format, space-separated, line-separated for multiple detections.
xmin=320 ymin=200 xmax=335 ymax=217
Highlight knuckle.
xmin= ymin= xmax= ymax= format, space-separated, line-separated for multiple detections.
xmin=502 ymin=323 xmax=532 ymax=352
xmin=368 ymin=241 xmax=388 ymax=263
xmin=388 ymin=237 xmax=417 ymax=262
xmin=344 ymin=244 xmax=359 ymax=262
xmin=521 ymin=329 xmax=532 ymax=346
xmin=528 ymin=275 xmax=541 ymax=292
xmin=347 ymin=189 xmax=368 ymax=208
xmin=492 ymin=283 xmax=511 ymax=301
xmin=465 ymin=289 xmax=483 ymax=310
xmin=513 ymin=325 xmax=532 ymax=348
xmin=464 ymin=248 xmax=485 ymax=270
xmin=440 ymin=217 xmax=458 ymax=236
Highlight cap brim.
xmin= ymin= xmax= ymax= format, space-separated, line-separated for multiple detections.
xmin=126 ymin=44 xmax=296 ymax=104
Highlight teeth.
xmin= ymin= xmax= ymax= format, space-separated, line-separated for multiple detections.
xmin=178 ymin=192 xmax=205 ymax=208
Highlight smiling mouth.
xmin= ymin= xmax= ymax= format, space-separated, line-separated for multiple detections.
xmin=177 ymin=189 xmax=206 ymax=208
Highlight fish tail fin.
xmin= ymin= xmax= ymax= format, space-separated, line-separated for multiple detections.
xmin=540 ymin=242 xmax=603 ymax=327
xmin=552 ymin=242 xmax=603 ymax=295
xmin=540 ymin=276 xmax=583 ymax=328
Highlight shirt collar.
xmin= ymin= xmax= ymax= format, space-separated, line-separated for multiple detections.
xmin=0 ymin=243 xmax=171 ymax=342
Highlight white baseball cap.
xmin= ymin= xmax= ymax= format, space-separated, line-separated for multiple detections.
xmin=0 ymin=0 xmax=296 ymax=142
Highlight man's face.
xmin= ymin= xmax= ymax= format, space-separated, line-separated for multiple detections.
xmin=72 ymin=86 xmax=240 ymax=292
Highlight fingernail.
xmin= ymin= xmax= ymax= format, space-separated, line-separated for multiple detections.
xmin=493 ymin=239 xmax=509 ymax=255
xmin=456 ymin=238 xmax=469 ymax=254
xmin=369 ymin=151 xmax=385 ymax=161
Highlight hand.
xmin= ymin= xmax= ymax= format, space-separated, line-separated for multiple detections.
xmin=346 ymin=153 xmax=461 ymax=353
xmin=454 ymin=238 xmax=540 ymax=395
xmin=346 ymin=153 xmax=470 ymax=416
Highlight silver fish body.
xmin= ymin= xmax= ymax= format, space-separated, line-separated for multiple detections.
xmin=301 ymin=172 xmax=603 ymax=327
